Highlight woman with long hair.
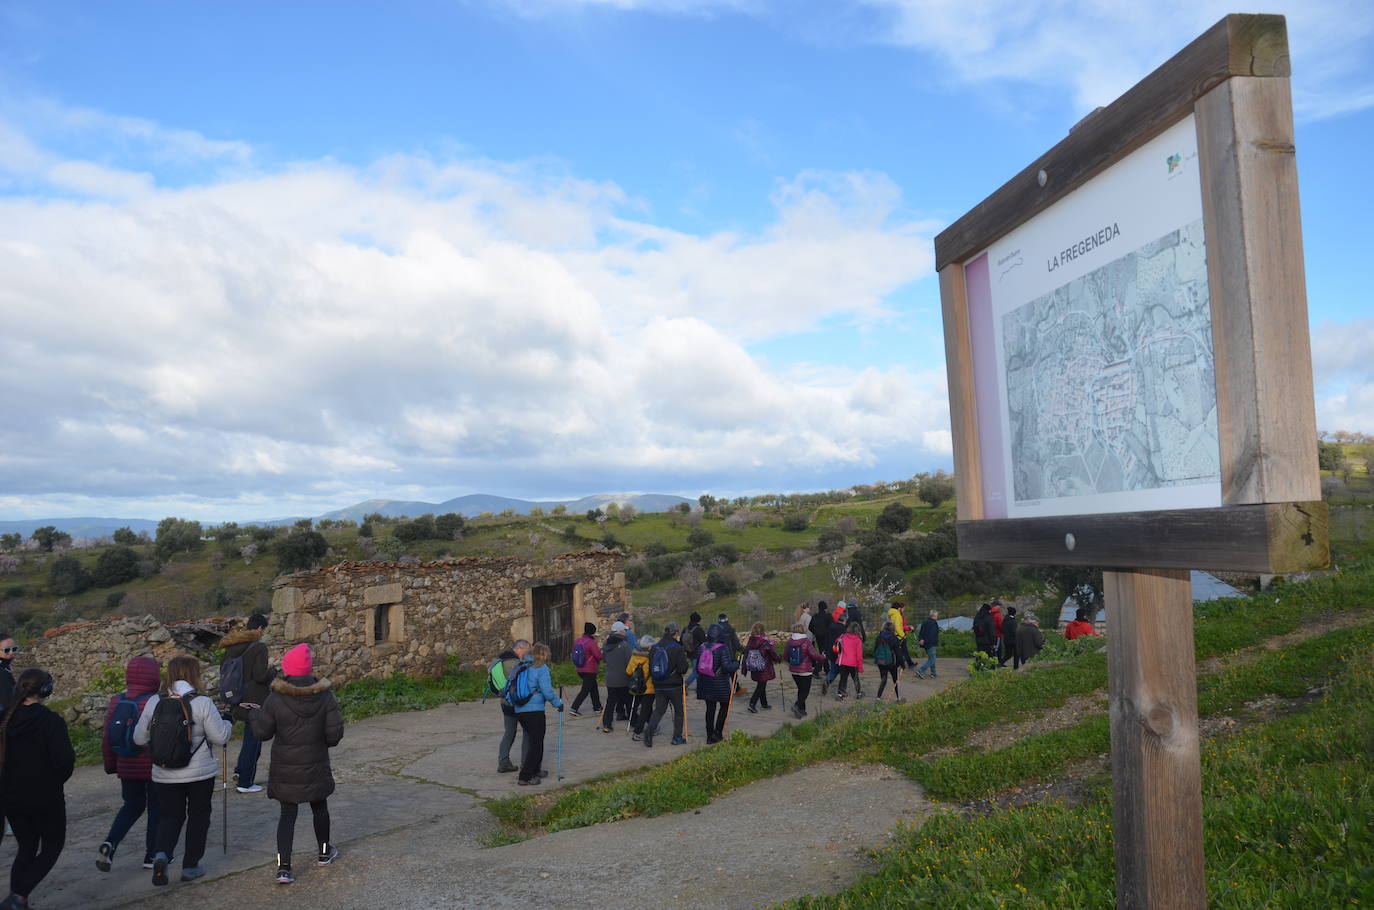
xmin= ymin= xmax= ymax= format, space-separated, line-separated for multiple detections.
xmin=0 ymin=667 xmax=74 ymax=910
xmin=512 ymin=642 xmax=564 ymax=785
xmin=133 ymin=654 xmax=232 ymax=887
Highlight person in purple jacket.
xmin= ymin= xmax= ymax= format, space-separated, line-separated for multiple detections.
xmin=782 ymin=624 xmax=825 ymax=719
xmin=96 ymin=657 xmax=163 ymax=873
xmin=569 ymin=623 xmax=603 ymax=717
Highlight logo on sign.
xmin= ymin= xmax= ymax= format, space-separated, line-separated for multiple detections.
xmin=1166 ymin=153 xmax=1182 ymax=174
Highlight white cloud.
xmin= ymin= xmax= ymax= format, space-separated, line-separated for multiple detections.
xmin=1313 ymin=318 xmax=1374 ymax=434
xmin=0 ymin=119 xmax=949 ymax=516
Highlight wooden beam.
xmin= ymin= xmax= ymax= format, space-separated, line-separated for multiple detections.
xmin=934 ymin=13 xmax=1289 ymax=271
xmin=1196 ymin=75 xmax=1321 ymax=505
xmin=939 ymin=263 xmax=984 ymax=520
xmin=956 ymin=501 xmax=1327 ymax=572
xmin=1104 ymin=569 xmax=1207 ymax=910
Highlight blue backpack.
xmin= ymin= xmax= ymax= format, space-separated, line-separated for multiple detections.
xmin=786 ymin=641 xmax=806 ymax=667
xmin=571 ymin=640 xmax=587 ymax=669
xmin=502 ymin=664 xmax=536 ymax=708
xmin=649 ymin=642 xmax=674 ymax=682
xmin=107 ymin=693 xmax=146 ymax=758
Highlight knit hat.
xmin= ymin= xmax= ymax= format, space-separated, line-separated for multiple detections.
xmin=689 ymin=611 xmax=701 ymax=624
xmin=584 ymin=621 xmax=597 ymax=636
xmin=282 ymin=642 xmax=312 ymax=677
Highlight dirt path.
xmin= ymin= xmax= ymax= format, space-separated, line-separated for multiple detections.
xmin=25 ymin=659 xmax=965 ymax=909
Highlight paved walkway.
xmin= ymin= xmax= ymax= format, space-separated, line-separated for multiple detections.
xmin=21 ymin=660 xmax=965 ymax=909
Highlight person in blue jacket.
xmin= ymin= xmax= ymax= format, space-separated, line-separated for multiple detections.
xmin=513 ymin=643 xmax=564 ymax=786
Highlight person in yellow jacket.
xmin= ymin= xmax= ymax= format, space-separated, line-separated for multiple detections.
xmin=625 ymin=636 xmax=656 ymax=741
xmin=886 ymin=601 xmax=916 ymax=671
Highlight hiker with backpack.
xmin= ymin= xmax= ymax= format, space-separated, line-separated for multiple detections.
xmin=783 ymin=623 xmax=824 ymax=718
xmin=743 ymin=622 xmax=780 ymax=713
xmin=973 ymin=603 xmax=997 ymax=659
xmin=886 ymin=601 xmax=916 ymax=670
xmin=625 ymin=636 xmax=656 ymax=740
xmin=96 ymin=656 xmax=163 ymax=874
xmin=488 ymin=640 xmax=531 ymax=773
xmin=695 ymin=623 xmax=739 ymax=743
xmin=568 ymin=623 xmax=604 ymax=717
xmin=218 ymin=613 xmax=275 ymax=793
xmin=833 ymin=621 xmax=866 ymax=700
xmin=0 ymin=668 xmax=73 ymax=910
xmin=643 ymin=623 xmax=689 ymax=748
xmin=808 ymin=602 xmax=831 ymax=677
xmin=873 ymin=621 xmax=903 ymax=701
xmin=821 ymin=609 xmax=847 ymax=695
xmin=599 ymin=624 xmax=632 ymax=733
xmin=714 ymin=613 xmax=746 ymax=696
xmin=509 ymin=643 xmax=564 ymax=785
xmin=133 ymin=653 xmax=233 ymax=886
xmin=249 ymin=643 xmax=344 ymax=885
xmin=1000 ymin=607 xmax=1020 ymax=669
xmin=916 ymin=611 xmax=940 ymax=678
xmin=681 ymin=612 xmax=706 ymax=689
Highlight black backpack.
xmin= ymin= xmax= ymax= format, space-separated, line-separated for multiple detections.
xmin=218 ymin=654 xmax=247 ymax=708
xmin=627 ymin=662 xmax=648 ymax=696
xmin=148 ymin=694 xmax=204 ymax=769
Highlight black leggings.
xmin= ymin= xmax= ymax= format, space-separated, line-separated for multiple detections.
xmin=277 ymin=800 xmax=330 ymax=864
xmin=6 ymin=802 xmax=65 ymax=899
xmin=704 ymin=699 xmax=730 ymax=739
xmin=515 ymin=711 xmax=547 ymax=781
xmin=748 ymin=679 xmax=770 ymax=709
xmin=876 ymin=665 xmax=900 ymax=697
xmin=792 ymin=674 xmax=813 ymax=713
xmin=571 ymin=672 xmax=601 ymax=712
xmin=837 ymin=665 xmax=862 ymax=695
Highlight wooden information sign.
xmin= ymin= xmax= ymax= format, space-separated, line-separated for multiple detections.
xmin=933 ymin=14 xmax=1328 ymax=908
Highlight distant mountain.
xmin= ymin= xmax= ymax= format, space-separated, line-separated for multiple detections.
xmin=0 ymin=517 xmax=161 ymax=541
xmin=4 ymin=492 xmax=696 ymax=539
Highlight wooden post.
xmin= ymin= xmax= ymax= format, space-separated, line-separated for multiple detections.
xmin=1103 ymin=569 xmax=1206 ymax=909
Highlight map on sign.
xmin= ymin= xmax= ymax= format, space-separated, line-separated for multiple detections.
xmin=1002 ymin=219 xmax=1218 ymax=503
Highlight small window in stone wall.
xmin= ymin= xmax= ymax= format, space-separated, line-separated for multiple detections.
xmin=374 ymin=604 xmax=391 ymax=643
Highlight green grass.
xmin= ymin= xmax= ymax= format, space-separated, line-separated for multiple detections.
xmin=334 ymin=660 xmax=583 ymax=723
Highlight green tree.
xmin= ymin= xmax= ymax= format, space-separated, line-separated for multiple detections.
xmin=1318 ymin=440 xmax=1343 ymax=472
xmin=687 ymin=528 xmax=714 ymax=549
xmin=111 ymin=527 xmax=139 ymax=546
xmin=817 ymin=528 xmax=846 ymax=552
xmin=31 ymin=526 xmax=71 ymax=552
xmin=294 ymin=518 xmax=313 ymax=531
xmin=586 ymin=508 xmax=604 ymax=522
xmin=563 ymin=524 xmax=581 ymax=543
xmin=0 ymin=533 xmax=20 ymax=550
xmin=154 ymin=517 xmax=204 ymax=559
xmin=434 ymin=513 xmax=466 ymax=539
xmin=918 ymin=473 xmax=956 ymax=509
xmin=93 ymin=546 xmax=140 ymax=587
xmin=48 ymin=555 xmax=91 ymax=596
xmin=706 ymin=570 xmax=738 ymax=596
xmin=551 ymin=504 xmax=567 ymax=516
xmin=876 ymin=501 xmax=914 ymax=535
xmin=781 ymin=513 xmax=810 ymax=531
xmin=275 ymin=530 xmax=329 ymax=573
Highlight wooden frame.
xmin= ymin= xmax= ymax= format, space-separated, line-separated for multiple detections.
xmin=935 ymin=12 xmax=1325 ymax=569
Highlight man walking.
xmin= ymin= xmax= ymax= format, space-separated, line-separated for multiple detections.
xmin=220 ymin=613 xmax=275 ymax=793
xmin=643 ymin=623 xmax=689 ymax=748
xmin=490 ymin=639 xmax=531 ymax=772
xmin=916 ymin=611 xmax=940 ymax=679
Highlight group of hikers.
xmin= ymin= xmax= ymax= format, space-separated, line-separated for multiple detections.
xmin=486 ymin=600 xmax=949 ymax=780
xmin=971 ymin=599 xmax=1051 ymax=669
xmin=0 ymin=615 xmax=346 ymax=908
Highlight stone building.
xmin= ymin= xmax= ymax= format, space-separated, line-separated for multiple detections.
xmin=268 ymin=551 xmax=627 ymax=681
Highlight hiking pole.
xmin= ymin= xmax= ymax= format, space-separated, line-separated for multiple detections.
xmin=681 ymin=684 xmax=689 ymax=741
xmin=222 ymin=741 xmax=229 ymax=854
xmin=556 ymin=685 xmax=566 ymax=781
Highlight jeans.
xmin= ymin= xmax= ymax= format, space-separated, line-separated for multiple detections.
xmin=920 ymin=646 xmax=938 ymax=676
xmin=645 ymin=687 xmax=685 ymax=742
xmin=498 ymin=707 xmax=529 ymax=767
xmin=791 ymin=674 xmax=813 ymax=713
xmin=515 ymin=711 xmax=547 ymax=782
xmin=234 ymin=719 xmax=263 ymax=788
xmin=154 ymin=776 xmax=215 ymax=869
xmin=276 ymin=799 xmax=330 ymax=864
xmin=7 ymin=801 xmax=65 ymax=899
xmin=571 ymin=672 xmax=601 ymax=712
xmin=105 ymin=778 xmax=159 ymax=859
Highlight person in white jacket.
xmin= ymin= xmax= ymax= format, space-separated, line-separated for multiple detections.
xmin=133 ymin=654 xmax=232 ymax=887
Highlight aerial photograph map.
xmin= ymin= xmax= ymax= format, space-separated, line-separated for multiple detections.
xmin=1002 ymin=218 xmax=1220 ymax=504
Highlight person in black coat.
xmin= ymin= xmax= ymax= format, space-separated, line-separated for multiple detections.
xmin=973 ymin=603 xmax=997 ymax=658
xmin=1000 ymin=608 xmax=1021 ymax=669
xmin=695 ymin=624 xmax=736 ymax=743
xmin=0 ymin=668 xmax=74 ymax=909
xmin=808 ymin=603 xmax=831 ymax=678
xmin=220 ymin=614 xmax=276 ymax=793
xmin=250 ymin=644 xmax=344 ymax=885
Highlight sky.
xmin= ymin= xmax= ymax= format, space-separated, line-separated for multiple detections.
xmin=1 ymin=0 xmax=1371 ymax=523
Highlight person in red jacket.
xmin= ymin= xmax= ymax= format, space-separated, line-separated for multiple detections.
xmin=569 ymin=623 xmax=604 ymax=717
xmin=96 ymin=656 xmax=163 ymax=873
xmin=834 ymin=622 xmax=865 ymax=700
xmin=1064 ymin=608 xmax=1098 ymax=640
xmin=990 ymin=600 xmax=1005 ymax=663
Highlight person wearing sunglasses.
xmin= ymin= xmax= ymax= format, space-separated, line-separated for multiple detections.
xmin=0 ymin=635 xmax=17 ymax=714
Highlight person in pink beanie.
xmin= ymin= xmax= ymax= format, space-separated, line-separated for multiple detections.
xmin=249 ymin=643 xmax=343 ymax=885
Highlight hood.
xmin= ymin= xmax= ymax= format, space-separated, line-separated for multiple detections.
xmin=604 ymin=633 xmax=626 ymax=651
xmin=789 ymin=632 xmax=808 ymax=640
xmin=706 ymin=624 xmax=726 ymax=643
xmin=218 ymin=628 xmax=264 ymax=649
xmin=124 ymin=656 xmax=161 ymax=696
xmin=270 ymin=676 xmax=332 ymax=718
xmin=5 ymin=703 xmax=52 ymax=740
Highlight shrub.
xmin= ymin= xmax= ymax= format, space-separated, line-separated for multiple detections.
xmin=435 ymin=513 xmax=465 ymax=540
xmin=876 ymin=501 xmax=913 ymax=535
xmin=93 ymin=546 xmax=140 ymax=588
xmin=275 ymin=530 xmax=329 ymax=573
xmin=781 ymin=513 xmax=810 ymax=531
xmin=687 ymin=528 xmax=714 ymax=549
xmin=706 ymin=571 xmax=739 ymax=596
xmin=48 ymin=555 xmax=91 ymax=596
xmin=645 ymin=541 xmax=669 ymax=558
xmin=111 ymin=527 xmax=138 ymax=546
xmin=154 ymin=517 xmax=204 ymax=559
xmin=918 ymin=472 xmax=956 ymax=508
xmin=817 ymin=528 xmax=846 ymax=552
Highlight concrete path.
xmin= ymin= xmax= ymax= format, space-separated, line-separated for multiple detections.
xmin=21 ymin=660 xmax=965 ymax=909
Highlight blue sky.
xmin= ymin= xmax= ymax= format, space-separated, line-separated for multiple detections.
xmin=1 ymin=0 xmax=1371 ymax=522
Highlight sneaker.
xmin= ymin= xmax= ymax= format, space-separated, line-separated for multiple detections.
xmin=276 ymin=866 xmax=295 ymax=885
xmin=180 ymin=866 xmax=206 ymax=882
xmin=568 ymin=708 xmax=582 ymax=717
xmin=318 ymin=843 xmax=339 ymax=865
xmin=236 ymin=784 xmax=264 ymax=793
xmin=96 ymin=841 xmax=114 ymax=873
xmin=835 ymin=692 xmax=847 ymax=700
xmin=497 ymin=759 xmax=518 ymax=773
xmin=631 ymin=732 xmax=642 ymax=741
xmin=671 ymin=736 xmax=687 ymax=745
xmin=761 ymin=703 xmax=772 ymax=710
xmin=746 ymin=705 xmax=758 ymax=714
xmin=914 ymin=669 xmax=926 ymax=679
xmin=152 ymin=854 xmax=169 ymax=886
xmin=856 ymin=691 xmax=866 ymax=699
xmin=518 ymin=777 xmax=541 ymax=786
xmin=143 ymin=855 xmax=156 ymax=869
xmin=537 ymin=770 xmax=550 ymax=778
xmin=792 ymin=706 xmax=806 ymax=719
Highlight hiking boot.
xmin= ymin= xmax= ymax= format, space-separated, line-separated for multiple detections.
xmin=276 ymin=864 xmax=295 ymax=885
xmin=671 ymin=736 xmax=687 ymax=745
xmin=318 ymin=843 xmax=340 ymax=865
xmin=517 ymin=777 xmax=541 ymax=785
xmin=180 ymin=866 xmax=205 ymax=882
xmin=643 ymin=735 xmax=654 ymax=748
xmin=497 ymin=759 xmax=518 ymax=773
xmin=792 ymin=706 xmax=806 ymax=719
xmin=151 ymin=853 xmax=169 ymax=886
xmin=835 ymin=692 xmax=846 ymax=700
xmin=96 ymin=841 xmax=115 ymax=872
xmin=761 ymin=703 xmax=772 ymax=710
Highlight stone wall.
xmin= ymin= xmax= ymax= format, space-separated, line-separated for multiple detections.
xmin=269 ymin=551 xmax=627 ymax=684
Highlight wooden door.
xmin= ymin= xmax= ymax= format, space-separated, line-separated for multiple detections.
xmin=532 ymin=583 xmax=575 ymax=663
